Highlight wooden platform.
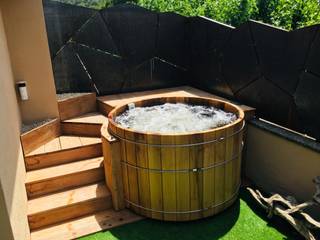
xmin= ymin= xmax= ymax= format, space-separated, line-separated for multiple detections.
xmin=28 ymin=182 xmax=112 ymax=230
xmin=61 ymin=112 xmax=107 ymax=137
xmin=58 ymin=93 xmax=97 ymax=121
xmin=26 ymin=135 xmax=101 ymax=156
xmin=25 ymin=157 xmax=105 ymax=198
xmin=22 ymin=86 xmax=255 ymax=240
xmin=30 ymin=209 xmax=143 ymax=240
xmin=63 ymin=112 xmax=107 ymax=124
xmin=97 ymin=86 xmax=255 ymax=119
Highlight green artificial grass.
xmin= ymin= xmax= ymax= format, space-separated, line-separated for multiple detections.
xmin=79 ymin=189 xmax=303 ymax=240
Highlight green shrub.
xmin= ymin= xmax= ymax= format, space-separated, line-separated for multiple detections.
xmin=53 ymin=0 xmax=320 ymax=30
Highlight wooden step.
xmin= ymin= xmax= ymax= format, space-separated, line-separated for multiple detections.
xmin=25 ymin=136 xmax=102 ymax=171
xmin=26 ymin=157 xmax=104 ymax=198
xmin=61 ymin=112 xmax=107 ymax=137
xmin=21 ymin=118 xmax=61 ymax=155
xmin=30 ymin=209 xmax=144 ymax=240
xmin=28 ymin=182 xmax=112 ymax=230
xmin=58 ymin=93 xmax=97 ymax=121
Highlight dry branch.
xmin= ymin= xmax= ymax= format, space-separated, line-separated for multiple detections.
xmin=247 ymin=176 xmax=320 ymax=240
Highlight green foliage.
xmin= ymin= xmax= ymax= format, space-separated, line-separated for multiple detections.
xmin=256 ymin=0 xmax=320 ymax=30
xmin=54 ymin=0 xmax=111 ymax=9
xmin=53 ymin=0 xmax=320 ymax=30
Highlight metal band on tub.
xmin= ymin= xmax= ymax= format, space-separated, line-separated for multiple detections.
xmin=121 ymin=150 xmax=242 ymax=173
xmin=109 ymin=121 xmax=245 ymax=148
xmin=124 ymin=183 xmax=240 ymax=214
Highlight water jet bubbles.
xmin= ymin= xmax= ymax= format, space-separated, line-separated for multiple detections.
xmin=115 ymin=103 xmax=237 ymax=134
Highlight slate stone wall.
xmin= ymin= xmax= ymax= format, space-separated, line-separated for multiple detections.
xmin=43 ymin=0 xmax=320 ymax=140
xmin=44 ymin=1 xmax=189 ymax=95
xmin=189 ymin=17 xmax=320 ymax=141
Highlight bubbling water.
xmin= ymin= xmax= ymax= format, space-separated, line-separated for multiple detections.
xmin=114 ymin=103 xmax=237 ymax=134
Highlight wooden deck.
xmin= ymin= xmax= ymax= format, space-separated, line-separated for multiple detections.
xmin=23 ymin=86 xmax=254 ymax=240
xmin=30 ymin=209 xmax=143 ymax=240
xmin=97 ymin=86 xmax=255 ymax=119
xmin=26 ymin=136 xmax=101 ymax=156
xmin=63 ymin=112 xmax=107 ymax=124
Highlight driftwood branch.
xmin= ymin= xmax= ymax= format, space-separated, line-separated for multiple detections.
xmin=247 ymin=176 xmax=320 ymax=240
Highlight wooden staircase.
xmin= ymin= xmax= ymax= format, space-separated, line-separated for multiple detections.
xmin=21 ymin=93 xmax=142 ymax=240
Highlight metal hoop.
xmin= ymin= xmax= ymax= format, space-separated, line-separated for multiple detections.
xmin=121 ymin=151 xmax=241 ymax=173
xmin=109 ymin=121 xmax=245 ymax=148
xmin=125 ymin=183 xmax=240 ymax=214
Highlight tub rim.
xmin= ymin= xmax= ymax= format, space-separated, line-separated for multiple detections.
xmin=107 ymin=96 xmax=245 ymax=139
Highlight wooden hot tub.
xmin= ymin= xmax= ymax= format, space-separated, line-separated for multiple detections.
xmin=107 ymin=97 xmax=245 ymax=221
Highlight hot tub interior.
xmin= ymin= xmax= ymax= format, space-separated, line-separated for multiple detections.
xmin=114 ymin=102 xmax=237 ymax=133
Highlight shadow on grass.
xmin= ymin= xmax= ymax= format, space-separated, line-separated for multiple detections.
xmin=109 ymin=200 xmax=240 ymax=240
xmin=240 ymin=189 xmax=304 ymax=240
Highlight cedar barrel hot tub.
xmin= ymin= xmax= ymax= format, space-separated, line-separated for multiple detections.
xmin=107 ymin=97 xmax=245 ymax=221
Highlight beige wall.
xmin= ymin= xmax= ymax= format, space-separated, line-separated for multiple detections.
xmin=1 ymin=0 xmax=59 ymax=124
xmin=245 ymin=123 xmax=320 ymax=218
xmin=0 ymin=7 xmax=30 ymax=240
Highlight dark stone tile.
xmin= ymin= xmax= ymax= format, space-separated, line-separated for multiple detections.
xmin=250 ymin=21 xmax=317 ymax=95
xmin=189 ymin=16 xmax=233 ymax=56
xmin=305 ymin=27 xmax=320 ymax=76
xmin=188 ymin=17 xmax=208 ymax=56
xmin=152 ymin=58 xmax=187 ymax=88
xmin=157 ymin=12 xmax=189 ymax=68
xmin=43 ymin=0 xmax=96 ymax=58
xmin=122 ymin=58 xmax=186 ymax=93
xmin=101 ymin=4 xmax=158 ymax=67
xmin=236 ymin=77 xmax=295 ymax=127
xmin=122 ymin=60 xmax=152 ymax=93
xmin=221 ymin=23 xmax=260 ymax=93
xmin=75 ymin=44 xmax=126 ymax=95
xmin=294 ymin=71 xmax=320 ymax=139
xmin=73 ymin=12 xmax=119 ymax=55
xmin=52 ymin=43 xmax=92 ymax=93
xmin=206 ymin=19 xmax=234 ymax=53
xmin=190 ymin=52 xmax=234 ymax=98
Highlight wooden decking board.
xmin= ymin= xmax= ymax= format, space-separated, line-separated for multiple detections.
xmin=44 ymin=137 xmax=61 ymax=152
xmin=79 ymin=137 xmax=101 ymax=145
xmin=60 ymin=136 xmax=82 ymax=150
xmin=58 ymin=93 xmax=97 ymax=121
xmin=61 ymin=112 xmax=107 ymax=137
xmin=28 ymin=183 xmax=112 ymax=230
xmin=21 ymin=118 xmax=61 ymax=155
xmin=26 ymin=136 xmax=102 ymax=157
xmin=26 ymin=157 xmax=104 ymax=184
xmin=28 ymin=182 xmax=110 ymax=215
xmin=30 ymin=209 xmax=144 ymax=240
xmin=63 ymin=112 xmax=107 ymax=124
xmin=26 ymin=168 xmax=105 ymax=199
xmin=97 ymin=86 xmax=255 ymax=119
xmin=25 ymin=143 xmax=103 ymax=171
xmin=30 ymin=145 xmax=45 ymax=155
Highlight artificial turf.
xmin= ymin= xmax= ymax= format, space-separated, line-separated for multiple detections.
xmin=79 ymin=189 xmax=303 ymax=240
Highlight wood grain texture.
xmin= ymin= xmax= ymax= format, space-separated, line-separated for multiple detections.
xmin=28 ymin=182 xmax=112 ymax=230
xmin=25 ymin=142 xmax=102 ymax=171
xmin=30 ymin=209 xmax=143 ymax=240
xmin=21 ymin=118 xmax=60 ymax=155
xmin=58 ymin=93 xmax=97 ymax=121
xmin=107 ymin=96 xmax=245 ymax=221
xmin=61 ymin=122 xmax=102 ymax=137
xmin=26 ymin=157 xmax=104 ymax=198
xmin=97 ymin=86 xmax=255 ymax=119
xmin=102 ymin=125 xmax=125 ymax=210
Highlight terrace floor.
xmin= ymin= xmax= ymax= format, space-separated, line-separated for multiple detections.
xmin=80 ymin=189 xmax=304 ymax=240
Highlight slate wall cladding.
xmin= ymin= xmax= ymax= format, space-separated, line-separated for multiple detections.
xmin=43 ymin=0 xmax=320 ymax=140
xmin=43 ymin=1 xmax=189 ymax=95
